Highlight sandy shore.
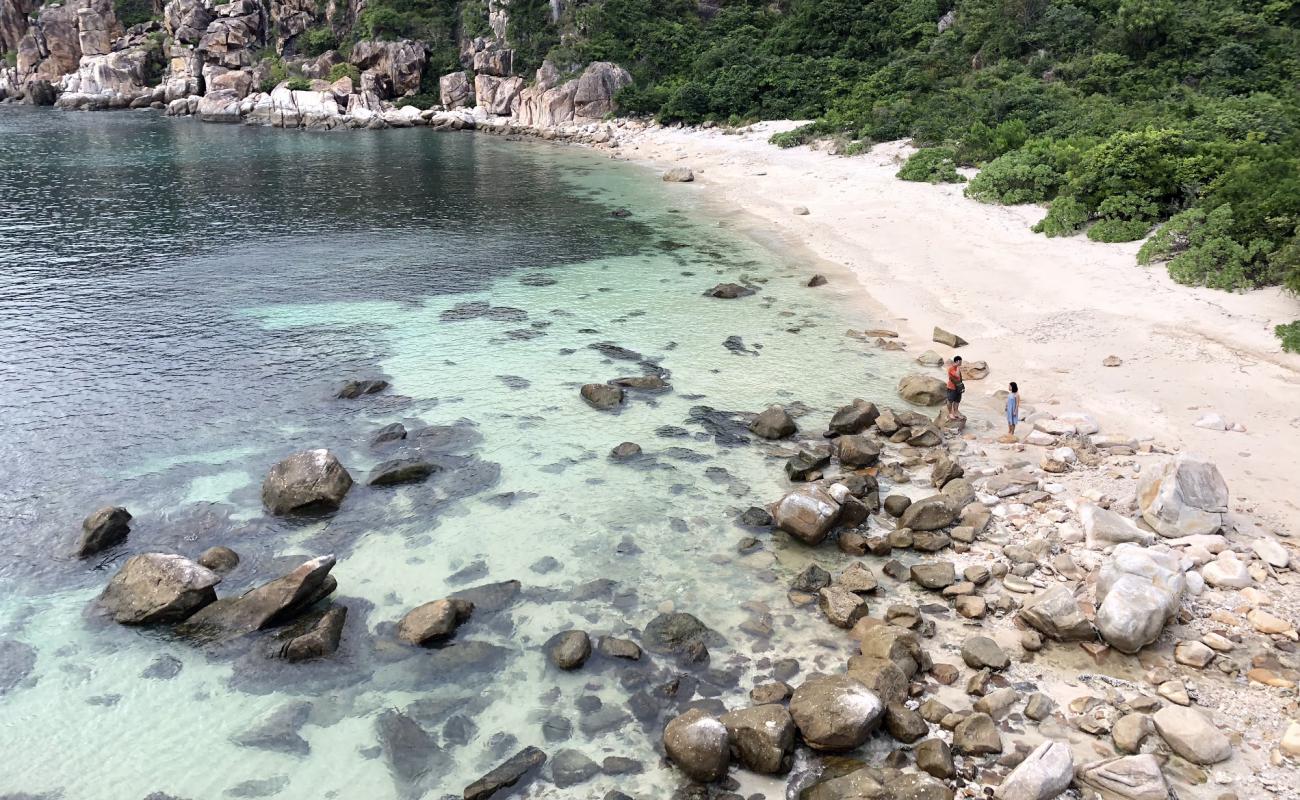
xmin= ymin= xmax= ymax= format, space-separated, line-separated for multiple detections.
xmin=612 ymin=121 xmax=1300 ymax=538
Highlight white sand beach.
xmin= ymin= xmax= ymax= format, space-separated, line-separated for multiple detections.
xmin=614 ymin=121 xmax=1300 ymax=538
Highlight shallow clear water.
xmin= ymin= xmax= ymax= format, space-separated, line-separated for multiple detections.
xmin=0 ymin=108 xmax=910 ymax=799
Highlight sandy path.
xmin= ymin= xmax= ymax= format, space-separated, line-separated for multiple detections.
xmin=611 ymin=122 xmax=1300 ymax=537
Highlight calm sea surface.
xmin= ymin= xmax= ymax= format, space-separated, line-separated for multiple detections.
xmin=0 ymin=108 xmax=908 ymax=799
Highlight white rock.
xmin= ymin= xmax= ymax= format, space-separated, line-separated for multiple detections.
xmin=1137 ymin=454 xmax=1229 ymax=538
xmin=1252 ymin=538 xmax=1289 ymax=569
xmin=1201 ymin=552 xmax=1252 ymax=589
xmin=1194 ymin=413 xmax=1229 ymax=431
xmin=995 ymin=740 xmax=1073 ymax=800
xmin=1025 ymin=431 xmax=1055 ymax=446
xmin=1094 ymin=544 xmax=1185 ymax=653
xmin=1057 ymin=412 xmax=1100 ymax=435
xmin=1051 ymin=447 xmax=1077 ymax=463
xmin=1034 ymin=419 xmax=1076 ymax=437
xmin=1080 ymin=503 xmax=1157 ymax=549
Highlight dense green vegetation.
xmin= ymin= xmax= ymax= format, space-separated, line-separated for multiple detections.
xmin=113 ymin=0 xmax=158 ymax=28
xmin=507 ymin=0 xmax=1297 ymax=344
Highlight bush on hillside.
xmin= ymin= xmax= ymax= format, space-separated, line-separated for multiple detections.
xmin=897 ymin=147 xmax=964 ymax=184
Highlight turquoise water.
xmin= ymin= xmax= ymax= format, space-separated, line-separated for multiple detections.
xmin=0 ymin=108 xmax=911 ymax=798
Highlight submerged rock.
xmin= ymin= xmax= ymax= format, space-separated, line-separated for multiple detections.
xmin=642 ymin=612 xmax=718 ymax=656
xmin=97 ymin=553 xmax=221 ymax=625
xmin=367 ymin=458 xmax=438 ymax=487
xmin=261 ymin=450 xmax=353 ymax=515
xmin=336 ymin=378 xmax=389 ymax=398
xmin=78 ymin=505 xmax=132 ymax=557
xmin=377 ymin=708 xmax=445 ymax=785
xmin=233 ymin=701 xmax=313 ymax=755
xmin=704 ymin=282 xmax=754 ymax=299
xmin=464 ymin=746 xmax=547 ymax=800
xmin=198 ymin=546 xmax=240 ymax=575
xmin=0 ymin=638 xmax=37 ymax=696
xmin=580 ymin=383 xmax=624 ymax=410
xmin=280 ymin=605 xmax=347 ymax=662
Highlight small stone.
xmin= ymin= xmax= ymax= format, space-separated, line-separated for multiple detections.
xmin=1281 ymin=720 xmax=1300 ymax=757
xmin=1174 ymin=641 xmax=1215 ymax=669
xmin=1024 ymin=693 xmax=1054 ymax=721
xmin=1202 ymin=632 xmax=1234 ymax=652
xmin=1020 ymin=630 xmax=1044 ymax=652
xmin=930 ymin=663 xmax=959 ymax=685
xmin=911 ymin=562 xmax=956 ymax=590
xmin=1103 ymin=355 xmax=1122 ymax=367
xmin=1153 ymin=705 xmax=1232 ymax=765
xmin=953 ymin=712 xmax=1002 ymax=755
xmin=955 ymin=596 xmax=987 ymax=619
xmin=818 ymin=586 xmax=869 ymax=628
xmin=1248 ymin=608 xmax=1293 ymax=635
xmin=964 ymin=565 xmax=990 ymax=584
xmin=885 ymin=702 xmax=929 ymax=743
xmin=1157 ymin=680 xmax=1190 ymax=706
xmin=1113 ymin=713 xmax=1153 ymax=754
xmin=750 ymin=682 xmax=792 ymax=704
xmin=973 ymin=688 xmax=1017 ymax=720
xmin=547 ymin=630 xmax=592 ymax=670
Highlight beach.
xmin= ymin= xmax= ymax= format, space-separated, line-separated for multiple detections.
xmin=614 ymin=121 xmax=1300 ymax=539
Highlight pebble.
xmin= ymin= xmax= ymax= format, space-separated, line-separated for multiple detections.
xmin=1158 ymin=680 xmax=1191 ymax=706
xmin=1282 ymin=720 xmax=1300 ymax=757
xmin=1252 ymin=538 xmax=1289 ymax=568
xmin=1248 ymin=608 xmax=1293 ymax=635
xmin=1202 ymin=632 xmax=1235 ymax=652
xmin=1174 ymin=641 xmax=1216 ymax=669
xmin=1020 ymin=630 xmax=1044 ymax=652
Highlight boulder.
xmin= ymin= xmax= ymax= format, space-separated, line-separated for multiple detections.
xmin=749 ymin=405 xmax=796 ymax=439
xmin=464 ymin=746 xmax=547 ymax=800
xmin=397 ymin=598 xmax=473 ymax=645
xmin=1018 ymin=585 xmax=1094 ymax=642
xmin=704 ymin=282 xmax=754 ymax=299
xmin=858 ymin=626 xmax=928 ymax=679
xmin=546 ymin=630 xmax=592 ymax=670
xmin=439 ymin=69 xmax=473 ymax=107
xmin=899 ymin=495 xmax=957 ymax=531
xmin=931 ymin=455 xmax=963 ymax=488
xmin=953 ymin=712 xmax=1002 ymax=755
xmin=883 ymin=495 xmax=911 ymax=517
xmin=1201 ymin=551 xmax=1251 ymax=588
xmin=642 ymin=612 xmax=716 ymax=656
xmin=818 ymin=586 xmax=868 ymax=628
xmin=961 ymin=636 xmax=1009 ymax=670
xmin=280 ymin=605 xmax=346 ymax=662
xmin=830 ymin=400 xmax=879 ymax=434
xmin=96 ymin=553 xmax=220 ymax=624
xmin=196 ymin=88 xmax=243 ymax=122
xmin=1152 ymin=706 xmax=1230 ymax=765
xmin=995 ymin=740 xmax=1072 ymax=800
xmin=475 ymin=73 xmax=524 ymax=115
xmin=662 ymin=167 xmax=695 ymax=182
xmin=898 ymin=374 xmax=947 ymax=406
xmin=885 ymin=702 xmax=928 ymax=743
xmin=719 ymin=704 xmax=794 ymax=774
xmin=933 ymin=327 xmax=968 ymax=348
xmin=1080 ymin=503 xmax=1156 ymax=548
xmin=580 ymin=383 xmax=624 ymax=410
xmin=246 ymin=86 xmax=342 ymax=129
xmin=773 ymin=485 xmax=841 ymax=545
xmin=1094 ymin=544 xmax=1184 ymax=653
xmin=1075 ymin=755 xmax=1168 ymax=800
xmin=610 ymin=441 xmax=642 ymax=460
xmin=572 ymin=61 xmax=632 ymax=119
xmin=336 ymin=379 xmax=389 ymax=399
xmin=551 ymin=749 xmax=599 ymax=788
xmin=1136 ymin=454 xmax=1229 ymax=537
xmin=910 ymin=561 xmax=956 ymax=590
xmin=836 ymin=434 xmax=881 ymax=467
xmin=916 ymin=738 xmax=954 ymax=779
xmin=349 ymin=39 xmax=424 ymax=98
xmin=78 ymin=505 xmax=131 ymax=557
xmin=261 ymin=449 xmax=353 ymax=515
xmin=183 ymin=555 xmax=336 ymax=638
xmin=845 ymin=656 xmax=908 ymax=706
xmin=663 ymin=708 xmax=729 ymax=782
xmin=198 ymin=546 xmax=240 ymax=575
xmin=367 ymin=458 xmax=438 ymax=487
xmin=788 ymin=673 xmax=882 ymax=751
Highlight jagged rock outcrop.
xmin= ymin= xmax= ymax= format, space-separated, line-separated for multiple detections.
xmin=165 ymin=0 xmax=216 ymax=45
xmin=1137 ymin=453 xmax=1229 ymax=537
xmin=573 ymin=61 xmax=631 ymax=118
xmin=475 ymin=73 xmax=523 ymax=115
xmin=350 ymin=39 xmax=424 ymax=98
xmin=0 ymin=0 xmax=40 ymax=54
xmin=75 ymin=0 xmax=120 ymax=57
xmin=196 ymin=0 xmax=264 ymax=70
xmin=270 ymin=0 xmax=321 ymax=54
xmin=17 ymin=2 xmax=83 ymax=83
xmin=245 ymin=84 xmax=343 ymax=127
xmin=515 ymin=61 xmax=631 ymax=127
xmin=440 ymin=69 xmax=473 ymax=108
xmin=57 ymin=43 xmax=160 ymax=108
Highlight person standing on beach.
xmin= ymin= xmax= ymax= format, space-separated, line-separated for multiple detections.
xmin=1006 ymin=381 xmax=1020 ymax=435
xmin=946 ymin=356 xmax=965 ymax=421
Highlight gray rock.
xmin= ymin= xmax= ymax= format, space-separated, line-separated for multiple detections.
xmin=97 ymin=553 xmax=221 ymax=625
xmin=198 ymin=546 xmax=240 ymax=575
xmin=642 ymin=612 xmax=717 ymax=655
xmin=830 ymin=400 xmax=879 ymax=435
xmin=0 ymin=638 xmax=36 ymax=696
xmin=836 ymin=434 xmax=881 ymax=467
xmin=367 ymin=458 xmax=437 ymax=487
xmin=580 ymin=383 xmax=624 ymax=410
xmin=1076 ymin=755 xmax=1168 ymax=800
xmin=280 ymin=605 xmax=347 ymax=662
xmin=720 ymin=704 xmax=794 ymax=774
xmin=817 ymin=586 xmax=868 ymax=628
xmin=551 ymin=748 xmax=600 ymax=788
xmin=1137 ymin=453 xmax=1229 ymax=537
xmin=788 ymin=673 xmax=882 ymax=751
xmin=995 ymin=740 xmax=1072 ymax=800
xmin=182 ymin=555 xmax=337 ymax=638
xmin=1095 ymin=544 xmax=1184 ymax=653
xmin=961 ymin=636 xmax=1009 ymax=670
xmin=377 ymin=709 xmax=443 ymax=784
xmin=1018 ymin=585 xmax=1095 ymax=642
xmin=261 ymin=449 xmax=353 ymax=515
xmin=915 ymin=738 xmax=954 ymax=779
xmin=78 ymin=505 xmax=131 ymax=557
xmin=233 ymin=701 xmax=312 ymax=755
xmin=610 ymin=441 xmax=642 ymax=460
xmin=953 ymin=712 xmax=1002 ymax=755
xmin=1152 ymin=705 xmax=1231 ymax=764
xmin=845 ymin=656 xmax=908 ymax=706
xmin=883 ymin=494 xmax=911 ymax=517
xmin=885 ymin=702 xmax=928 ymax=743
xmin=547 ymin=630 xmax=592 ymax=670
xmin=856 ymin=626 xmax=929 ymax=679
xmin=1112 ymin=713 xmax=1153 ymax=753
xmin=898 ymin=374 xmax=947 ymax=406
xmin=663 ymin=708 xmax=729 ymax=781
xmin=396 ymin=598 xmax=474 ymax=645
xmin=596 ymin=636 xmax=641 ymax=660
xmin=792 ymin=564 xmax=832 ymax=592
xmin=773 ymin=485 xmax=841 ymax=545
xmin=931 ymin=455 xmax=963 ymax=488
xmin=899 ymin=495 xmax=958 ymax=531
xmin=750 ymin=405 xmax=796 ymax=439
xmin=464 ymin=746 xmax=547 ymax=800
xmin=663 ymin=167 xmax=695 ymax=182
xmin=910 ymin=561 xmax=956 ymax=590
xmin=933 ymin=327 xmax=968 ymax=348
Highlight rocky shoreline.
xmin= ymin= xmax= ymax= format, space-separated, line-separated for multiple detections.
xmin=58 ymin=317 xmax=1300 ymax=800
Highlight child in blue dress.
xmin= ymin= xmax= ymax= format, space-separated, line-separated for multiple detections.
xmin=1006 ymin=382 xmax=1020 ymax=435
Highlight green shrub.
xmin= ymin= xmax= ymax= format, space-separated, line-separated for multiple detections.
xmin=286 ymin=77 xmax=313 ymax=91
xmin=1276 ymin=321 xmax=1300 ymax=353
xmin=259 ymin=57 xmax=291 ymax=93
xmin=113 ymin=0 xmax=156 ymax=28
xmin=396 ymin=92 xmax=438 ymax=109
xmin=1139 ymin=205 xmax=1257 ymax=289
xmin=1034 ymin=196 xmax=1089 ymax=237
xmin=897 ymin=147 xmax=964 ymax=184
xmin=2 ymin=51 xmax=15 ymax=68
xmin=327 ymin=63 xmax=361 ymax=84
xmin=1088 ymin=218 xmax=1151 ymax=242
xmin=965 ymin=138 xmax=1090 ymax=205
xmin=769 ymin=125 xmax=818 ymax=149
xmin=300 ymin=27 xmax=338 ymax=58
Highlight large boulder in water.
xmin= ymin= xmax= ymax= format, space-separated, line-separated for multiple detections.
xmin=580 ymin=383 xmax=624 ymax=410
xmin=829 ymin=399 xmax=879 ymax=434
xmin=720 ymin=704 xmax=794 ymax=774
xmin=1137 ymin=454 xmax=1229 ymax=537
xmin=788 ymin=673 xmax=883 ymax=751
xmin=773 ymin=485 xmax=841 ymax=545
xmin=642 ymin=612 xmax=717 ymax=656
xmin=261 ymin=450 xmax=353 ymax=515
xmin=898 ymin=374 xmax=946 ymax=406
xmin=835 ymin=434 xmax=880 ymax=467
xmin=397 ymin=598 xmax=473 ymax=645
xmin=78 ymin=505 xmax=131 ymax=557
xmin=749 ymin=405 xmax=796 ymax=439
xmin=1094 ymin=543 xmax=1184 ymax=653
xmin=663 ymin=707 xmax=730 ymax=782
xmin=183 ymin=555 xmax=337 ymax=638
xmin=97 ymin=553 xmax=221 ymax=624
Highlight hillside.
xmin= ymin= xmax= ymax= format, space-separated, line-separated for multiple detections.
xmin=1 ymin=0 xmax=1297 ymax=345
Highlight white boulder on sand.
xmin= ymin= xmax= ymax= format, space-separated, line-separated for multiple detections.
xmin=1137 ymin=454 xmax=1229 ymax=537
xmin=1094 ymin=544 xmax=1186 ymax=653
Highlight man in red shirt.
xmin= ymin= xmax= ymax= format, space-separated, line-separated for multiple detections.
xmin=946 ymin=356 xmax=966 ymax=422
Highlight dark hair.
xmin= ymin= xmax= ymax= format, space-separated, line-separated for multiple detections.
xmin=1010 ymin=381 xmax=1018 ymax=393
xmin=953 ymin=355 xmax=962 ymax=363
